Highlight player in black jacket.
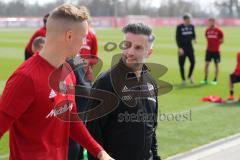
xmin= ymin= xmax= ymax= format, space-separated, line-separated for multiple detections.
xmin=87 ymin=23 xmax=161 ymax=160
xmin=176 ymin=13 xmax=197 ymax=85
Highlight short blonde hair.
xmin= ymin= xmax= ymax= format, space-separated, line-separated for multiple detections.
xmin=49 ymin=3 xmax=89 ymax=23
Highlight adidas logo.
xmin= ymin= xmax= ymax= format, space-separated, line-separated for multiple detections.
xmin=122 ymin=85 xmax=128 ymax=92
xmin=49 ymin=89 xmax=57 ymax=99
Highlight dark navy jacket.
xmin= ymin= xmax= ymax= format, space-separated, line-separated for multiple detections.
xmin=87 ymin=59 xmax=161 ymax=160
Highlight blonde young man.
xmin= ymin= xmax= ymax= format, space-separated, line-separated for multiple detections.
xmin=0 ymin=4 xmax=113 ymax=160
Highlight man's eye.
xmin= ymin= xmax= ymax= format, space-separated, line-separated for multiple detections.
xmin=135 ymin=46 xmax=142 ymax=50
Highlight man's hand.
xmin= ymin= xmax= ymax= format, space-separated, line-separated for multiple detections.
xmin=97 ymin=150 xmax=114 ymax=160
xmin=179 ymin=48 xmax=184 ymax=56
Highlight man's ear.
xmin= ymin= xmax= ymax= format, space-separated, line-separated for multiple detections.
xmin=147 ymin=48 xmax=153 ymax=58
xmin=65 ymin=30 xmax=73 ymax=42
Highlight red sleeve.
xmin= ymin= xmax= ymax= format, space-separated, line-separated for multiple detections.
xmin=88 ymin=32 xmax=98 ymax=66
xmin=0 ymin=110 xmax=15 ymax=139
xmin=70 ymin=120 xmax=103 ymax=158
xmin=91 ymin=33 xmax=98 ymax=58
xmin=0 ymin=72 xmax=34 ymax=119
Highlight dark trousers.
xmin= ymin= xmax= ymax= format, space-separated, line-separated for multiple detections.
xmin=68 ymin=138 xmax=84 ymax=160
xmin=178 ymin=48 xmax=195 ymax=81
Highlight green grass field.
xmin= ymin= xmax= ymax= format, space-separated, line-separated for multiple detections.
xmin=0 ymin=27 xmax=240 ymax=159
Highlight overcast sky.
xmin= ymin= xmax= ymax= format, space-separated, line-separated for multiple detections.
xmin=2 ymin=0 xmax=65 ymax=5
xmin=2 ymin=0 xmax=217 ymax=6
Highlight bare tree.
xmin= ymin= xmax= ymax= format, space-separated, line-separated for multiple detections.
xmin=0 ymin=0 xmax=226 ymax=18
xmin=235 ymin=0 xmax=240 ymax=17
xmin=215 ymin=0 xmax=240 ymax=17
xmin=156 ymin=0 xmax=208 ymax=17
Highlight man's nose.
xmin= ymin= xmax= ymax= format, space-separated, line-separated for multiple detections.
xmin=126 ymin=47 xmax=135 ymax=56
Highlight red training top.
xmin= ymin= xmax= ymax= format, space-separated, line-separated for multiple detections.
xmin=79 ymin=29 xmax=98 ymax=81
xmin=205 ymin=26 xmax=224 ymax=52
xmin=234 ymin=52 xmax=240 ymax=76
xmin=0 ymin=54 xmax=102 ymax=160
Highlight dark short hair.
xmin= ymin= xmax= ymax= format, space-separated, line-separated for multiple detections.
xmin=122 ymin=23 xmax=155 ymax=43
xmin=183 ymin=13 xmax=192 ymax=20
xmin=208 ymin=17 xmax=215 ymax=21
xmin=32 ymin=36 xmax=45 ymax=49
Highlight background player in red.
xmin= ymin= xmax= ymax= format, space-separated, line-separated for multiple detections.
xmin=201 ymin=18 xmax=224 ymax=85
xmin=79 ymin=18 xmax=98 ymax=82
xmin=227 ymin=52 xmax=240 ymax=101
xmin=0 ymin=4 xmax=113 ymax=160
xmin=24 ymin=13 xmax=49 ymax=60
